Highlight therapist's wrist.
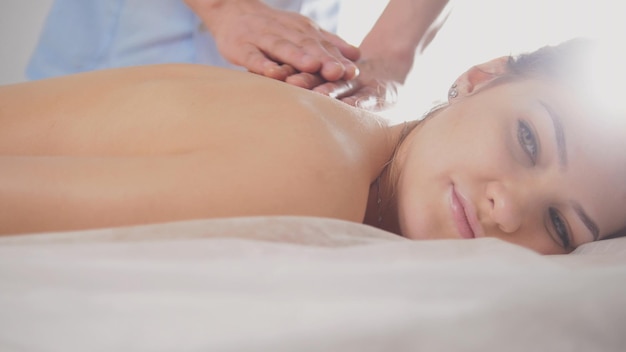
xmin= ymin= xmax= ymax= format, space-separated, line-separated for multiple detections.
xmin=357 ymin=49 xmax=414 ymax=84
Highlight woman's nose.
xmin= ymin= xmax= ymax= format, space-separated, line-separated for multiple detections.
xmin=486 ymin=181 xmax=523 ymax=233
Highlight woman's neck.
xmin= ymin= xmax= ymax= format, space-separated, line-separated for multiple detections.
xmin=363 ymin=120 xmax=421 ymax=234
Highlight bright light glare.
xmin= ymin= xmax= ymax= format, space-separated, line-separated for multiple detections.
xmin=338 ymin=0 xmax=626 ymax=123
xmin=587 ymin=40 xmax=626 ymax=121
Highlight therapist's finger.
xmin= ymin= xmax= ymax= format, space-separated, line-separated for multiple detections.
xmin=341 ymin=84 xmax=398 ymax=111
xmin=285 ymin=72 xmax=325 ymax=89
xmin=255 ymin=31 xmax=360 ymax=82
xmin=263 ymin=63 xmax=298 ymax=81
xmin=312 ymin=80 xmax=359 ymax=99
xmin=239 ymin=44 xmax=298 ymax=81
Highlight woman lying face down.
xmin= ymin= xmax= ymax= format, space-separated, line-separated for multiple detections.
xmin=0 ymin=38 xmax=624 ymax=254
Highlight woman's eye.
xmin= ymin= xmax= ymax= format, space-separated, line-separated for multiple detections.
xmin=517 ymin=120 xmax=538 ymax=163
xmin=549 ymin=207 xmax=571 ymax=249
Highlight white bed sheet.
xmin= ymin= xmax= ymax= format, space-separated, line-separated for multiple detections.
xmin=1 ymin=216 xmax=625 ymax=352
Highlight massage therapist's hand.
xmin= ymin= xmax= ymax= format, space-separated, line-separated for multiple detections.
xmin=283 ymin=0 xmax=452 ymax=111
xmin=184 ymin=0 xmax=361 ymax=82
xmin=284 ymin=57 xmax=402 ymax=111
xmin=278 ymin=0 xmax=429 ymax=112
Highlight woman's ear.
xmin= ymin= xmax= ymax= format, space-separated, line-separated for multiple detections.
xmin=451 ymin=56 xmax=510 ymax=98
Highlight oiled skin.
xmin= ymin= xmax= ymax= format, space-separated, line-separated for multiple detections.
xmin=0 ymin=64 xmax=401 ymax=235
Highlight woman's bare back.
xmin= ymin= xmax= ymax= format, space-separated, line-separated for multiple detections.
xmin=0 ymin=64 xmax=395 ymax=235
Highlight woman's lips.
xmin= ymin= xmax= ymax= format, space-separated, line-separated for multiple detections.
xmin=450 ymin=185 xmax=482 ymax=239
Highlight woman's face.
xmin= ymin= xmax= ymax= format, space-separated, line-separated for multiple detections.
xmin=397 ymin=78 xmax=626 ymax=254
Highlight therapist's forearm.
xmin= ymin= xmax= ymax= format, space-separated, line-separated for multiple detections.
xmin=359 ymin=0 xmax=451 ymax=83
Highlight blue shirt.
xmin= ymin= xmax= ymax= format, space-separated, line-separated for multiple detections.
xmin=27 ymin=0 xmax=340 ymax=79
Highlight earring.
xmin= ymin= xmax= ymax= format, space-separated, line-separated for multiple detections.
xmin=448 ymin=83 xmax=458 ymax=99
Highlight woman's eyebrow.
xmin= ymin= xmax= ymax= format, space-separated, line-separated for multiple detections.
xmin=571 ymin=201 xmax=600 ymax=241
xmin=538 ymin=100 xmax=568 ymax=169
